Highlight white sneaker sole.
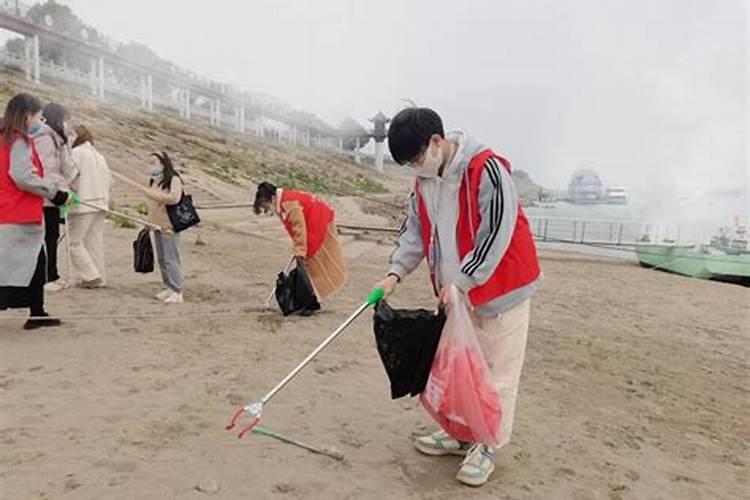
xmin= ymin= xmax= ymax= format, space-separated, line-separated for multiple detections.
xmin=415 ymin=441 xmax=469 ymax=457
xmin=456 ymin=462 xmax=495 ymax=487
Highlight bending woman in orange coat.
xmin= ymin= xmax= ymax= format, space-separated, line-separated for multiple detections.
xmin=253 ymin=182 xmax=347 ymax=304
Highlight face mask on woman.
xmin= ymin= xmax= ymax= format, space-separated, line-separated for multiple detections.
xmin=151 ymin=164 xmax=163 ymax=177
xmin=28 ymin=121 xmax=43 ymax=136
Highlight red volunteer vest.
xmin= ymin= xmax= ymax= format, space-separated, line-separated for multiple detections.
xmin=0 ymin=135 xmax=45 ymax=225
xmin=280 ymin=189 xmax=335 ymax=258
xmin=415 ymin=149 xmax=541 ymax=307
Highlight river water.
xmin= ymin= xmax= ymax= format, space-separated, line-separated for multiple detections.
xmin=525 ymin=191 xmax=747 ymax=246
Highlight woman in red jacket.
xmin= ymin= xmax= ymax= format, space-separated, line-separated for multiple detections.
xmin=0 ymin=93 xmax=71 ymax=329
xmin=253 ymin=182 xmax=347 ymax=309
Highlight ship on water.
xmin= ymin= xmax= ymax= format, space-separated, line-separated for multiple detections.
xmin=635 ymin=222 xmax=749 ymax=286
xmin=565 ymin=169 xmax=628 ymax=205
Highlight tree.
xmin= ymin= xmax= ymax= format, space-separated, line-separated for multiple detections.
xmin=25 ymin=0 xmax=102 ymax=71
xmin=4 ymin=37 xmax=25 ymax=56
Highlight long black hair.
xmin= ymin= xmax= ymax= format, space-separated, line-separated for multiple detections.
xmin=253 ymin=181 xmax=277 ymax=214
xmin=150 ymin=151 xmax=180 ymax=191
xmin=42 ymin=103 xmax=70 ymax=144
xmin=0 ymin=93 xmax=43 ymax=144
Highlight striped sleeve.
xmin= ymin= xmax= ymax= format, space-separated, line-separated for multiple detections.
xmin=388 ymin=191 xmax=425 ymax=280
xmin=455 ymin=157 xmax=518 ymax=292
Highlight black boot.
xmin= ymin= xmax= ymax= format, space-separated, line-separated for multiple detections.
xmin=24 ymin=312 xmax=62 ymax=330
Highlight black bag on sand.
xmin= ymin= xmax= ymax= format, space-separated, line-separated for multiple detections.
xmin=133 ymin=229 xmax=154 ymax=273
xmin=275 ymin=261 xmax=321 ymax=316
xmin=373 ymin=301 xmax=446 ymax=399
xmin=167 ymin=192 xmax=201 ymax=232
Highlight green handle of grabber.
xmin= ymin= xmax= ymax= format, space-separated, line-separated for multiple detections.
xmin=70 ymin=192 xmax=81 ymax=207
xmin=366 ymin=286 xmax=384 ymax=306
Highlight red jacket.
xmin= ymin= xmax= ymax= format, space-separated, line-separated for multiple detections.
xmin=279 ymin=189 xmax=335 ymax=258
xmin=415 ymin=149 xmax=541 ymax=309
xmin=0 ymin=136 xmax=45 ymax=225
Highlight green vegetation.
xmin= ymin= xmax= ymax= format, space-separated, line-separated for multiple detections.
xmin=106 ymin=213 xmax=136 ymax=229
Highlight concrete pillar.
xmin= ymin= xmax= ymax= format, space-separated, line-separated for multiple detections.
xmin=147 ymin=75 xmax=154 ymax=111
xmin=374 ymin=141 xmax=385 ymax=172
xmin=259 ymin=115 xmax=265 ymax=138
xmin=292 ymin=126 xmax=297 ymax=146
xmin=355 ymin=136 xmax=361 ymax=164
xmin=23 ymin=38 xmax=32 ymax=81
xmin=89 ymin=58 xmax=97 ymax=96
xmin=32 ymin=35 xmax=39 ymax=84
xmin=239 ymin=107 xmax=245 ymax=133
xmin=216 ymin=100 xmax=221 ymax=127
xmin=185 ymin=88 xmax=191 ymax=120
xmin=338 ymin=137 xmax=344 ymax=152
xmin=98 ymin=57 xmax=104 ymax=99
xmin=305 ymin=131 xmax=310 ymax=147
xmin=234 ymin=108 xmax=240 ymax=131
xmin=139 ymin=75 xmax=147 ymax=109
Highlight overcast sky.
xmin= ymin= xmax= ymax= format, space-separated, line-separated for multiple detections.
xmin=20 ymin=0 xmax=749 ymax=195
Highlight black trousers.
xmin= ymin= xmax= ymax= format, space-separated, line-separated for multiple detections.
xmin=0 ymin=249 xmax=46 ymax=316
xmin=43 ymin=206 xmax=60 ymax=283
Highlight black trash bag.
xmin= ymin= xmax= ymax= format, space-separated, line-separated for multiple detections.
xmin=275 ymin=261 xmax=320 ymax=316
xmin=373 ymin=300 xmax=446 ymax=399
xmin=133 ymin=228 xmax=154 ymax=273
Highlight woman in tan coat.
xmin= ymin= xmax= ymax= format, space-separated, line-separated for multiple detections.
xmin=125 ymin=152 xmax=184 ymax=304
xmin=253 ymin=182 xmax=347 ymax=306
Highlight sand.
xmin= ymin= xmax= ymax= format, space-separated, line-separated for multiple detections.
xmin=1 ymin=212 xmax=748 ymax=500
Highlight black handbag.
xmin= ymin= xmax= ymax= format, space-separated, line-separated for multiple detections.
xmin=373 ymin=301 xmax=446 ymax=399
xmin=167 ymin=191 xmax=200 ymax=232
xmin=133 ymin=229 xmax=154 ymax=273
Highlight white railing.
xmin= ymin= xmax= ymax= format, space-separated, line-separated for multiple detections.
xmin=527 ymin=216 xmax=687 ymax=246
xmin=0 ymin=0 xmax=331 ymax=133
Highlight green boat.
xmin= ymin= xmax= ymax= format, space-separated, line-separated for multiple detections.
xmin=635 ymin=244 xmax=750 ymax=286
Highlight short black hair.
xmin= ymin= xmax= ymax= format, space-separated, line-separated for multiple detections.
xmin=387 ymin=107 xmax=444 ymax=165
xmin=253 ymin=181 xmax=277 ymax=214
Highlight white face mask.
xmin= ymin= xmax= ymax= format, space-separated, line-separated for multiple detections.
xmin=413 ymin=143 xmax=443 ymax=178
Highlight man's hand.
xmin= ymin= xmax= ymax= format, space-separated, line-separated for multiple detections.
xmin=375 ymin=274 xmax=399 ymax=298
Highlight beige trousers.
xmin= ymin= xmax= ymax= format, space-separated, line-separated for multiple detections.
xmin=472 ymin=298 xmax=531 ymax=449
xmin=68 ymin=212 xmax=106 ymax=284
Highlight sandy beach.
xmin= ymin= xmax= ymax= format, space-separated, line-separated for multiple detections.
xmin=1 ymin=205 xmax=747 ymax=500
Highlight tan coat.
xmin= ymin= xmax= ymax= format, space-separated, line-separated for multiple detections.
xmin=142 ymin=176 xmax=183 ymax=231
xmin=279 ymin=198 xmax=347 ymax=300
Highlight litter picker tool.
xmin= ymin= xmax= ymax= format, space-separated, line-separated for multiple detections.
xmin=251 ymin=426 xmax=344 ymax=461
xmin=264 ymin=256 xmax=296 ymax=307
xmin=78 ymin=199 xmax=161 ymax=230
xmin=227 ymin=286 xmax=385 ymax=438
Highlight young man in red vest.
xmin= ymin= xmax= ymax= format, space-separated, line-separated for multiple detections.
xmin=376 ymin=107 xmax=542 ymax=487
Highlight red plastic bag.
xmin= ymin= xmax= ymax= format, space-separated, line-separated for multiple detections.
xmin=419 ymin=285 xmax=502 ymax=447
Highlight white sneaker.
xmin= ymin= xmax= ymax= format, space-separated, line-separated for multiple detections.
xmin=163 ymin=292 xmax=183 ymax=304
xmin=415 ymin=430 xmax=471 ymax=456
xmin=44 ymin=279 xmax=66 ymax=292
xmin=155 ymin=289 xmax=172 ymax=300
xmin=456 ymin=443 xmax=496 ymax=487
